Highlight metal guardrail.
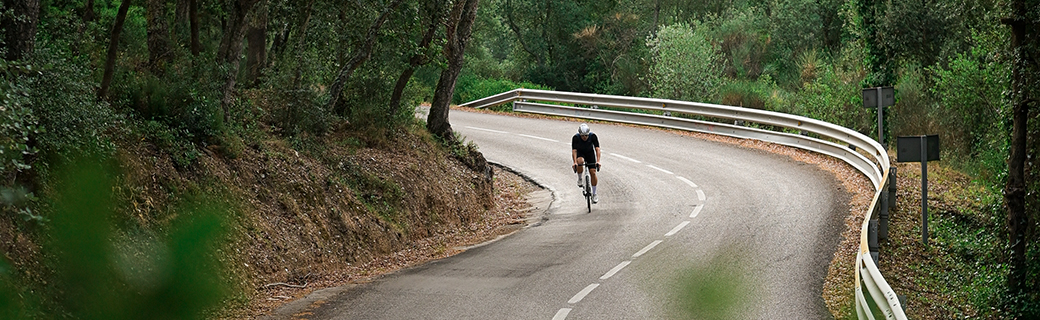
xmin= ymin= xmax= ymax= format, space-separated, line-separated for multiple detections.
xmin=460 ymin=88 xmax=907 ymax=320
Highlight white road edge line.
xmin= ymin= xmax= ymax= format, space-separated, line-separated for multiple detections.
xmin=464 ymin=126 xmax=508 ymax=134
xmin=690 ymin=205 xmax=704 ymax=218
xmin=518 ymin=133 xmax=559 ymax=142
xmin=676 ymin=176 xmax=698 ymax=188
xmin=665 ymin=221 xmax=690 ymax=236
xmin=568 ymin=284 xmax=600 ymax=304
xmin=552 ymin=308 xmax=572 ymax=320
xmin=633 ymin=240 xmax=663 ymax=258
xmin=610 ymin=153 xmax=642 ymax=163
xmin=600 ymin=261 xmax=632 ymax=280
xmin=646 ymin=165 xmax=674 ymax=175
xmin=697 ymin=190 xmax=706 ymax=201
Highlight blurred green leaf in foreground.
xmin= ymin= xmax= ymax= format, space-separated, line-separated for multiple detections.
xmin=1 ymin=156 xmax=228 ymax=319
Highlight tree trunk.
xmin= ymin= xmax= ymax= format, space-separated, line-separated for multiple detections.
xmin=98 ymin=0 xmax=132 ymax=100
xmin=1 ymin=0 xmax=40 ymax=61
xmin=83 ymin=0 xmax=96 ymax=23
xmin=245 ymin=0 xmax=269 ymax=86
xmin=388 ymin=0 xmax=444 ymax=118
xmin=1002 ymin=0 xmax=1037 ymax=296
xmin=427 ymin=0 xmax=481 ymax=141
xmin=652 ymin=0 xmax=660 ymax=36
xmin=190 ymin=0 xmax=201 ymax=56
xmin=146 ymin=0 xmax=172 ymax=75
xmin=218 ymin=0 xmax=261 ymax=122
xmin=325 ymin=0 xmax=405 ymax=116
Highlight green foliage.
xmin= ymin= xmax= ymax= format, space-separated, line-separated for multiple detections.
xmin=711 ymin=6 xmax=772 ymax=81
xmin=26 ymin=44 xmax=119 ymax=178
xmin=0 ymin=157 xmax=229 ymax=319
xmin=795 ymin=60 xmax=873 ymax=133
xmin=929 ymin=39 xmax=1009 ymax=180
xmin=113 ymin=59 xmax=224 ymax=146
xmin=0 ymin=61 xmax=40 ymax=178
xmin=452 ymin=74 xmax=552 ymax=105
xmin=648 ymin=22 xmax=725 ymax=103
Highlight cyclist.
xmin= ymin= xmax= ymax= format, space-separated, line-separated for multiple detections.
xmin=572 ymin=123 xmax=601 ymax=203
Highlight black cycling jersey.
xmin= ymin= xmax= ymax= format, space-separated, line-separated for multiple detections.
xmin=572 ymin=132 xmax=600 ymax=163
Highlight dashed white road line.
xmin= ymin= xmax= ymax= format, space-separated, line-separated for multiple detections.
xmin=568 ymin=284 xmax=600 ymax=304
xmin=676 ymin=176 xmax=698 ymax=188
xmin=646 ymin=165 xmax=674 ymax=175
xmin=599 ymin=261 xmax=632 ymax=280
xmin=690 ymin=205 xmax=704 ymax=218
xmin=696 ymin=190 xmax=706 ymax=201
xmin=552 ymin=308 xmax=572 ymax=320
xmin=464 ymin=126 xmax=508 ymax=134
xmin=633 ymin=240 xmax=663 ymax=258
xmin=518 ymin=133 xmax=559 ymax=142
xmin=610 ymin=153 xmax=642 ymax=163
xmin=665 ymin=221 xmax=690 ymax=237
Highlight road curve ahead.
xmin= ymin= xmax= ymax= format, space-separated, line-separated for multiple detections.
xmin=278 ymin=109 xmax=849 ymax=319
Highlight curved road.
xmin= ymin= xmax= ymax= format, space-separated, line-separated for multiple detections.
xmin=275 ymin=110 xmax=848 ymax=319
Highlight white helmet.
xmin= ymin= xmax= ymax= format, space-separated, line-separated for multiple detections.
xmin=578 ymin=124 xmax=591 ymax=135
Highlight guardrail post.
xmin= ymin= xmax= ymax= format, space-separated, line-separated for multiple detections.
xmin=888 ymin=167 xmax=897 ymax=209
xmin=869 ymin=219 xmax=879 ymax=264
xmin=880 ymin=191 xmax=889 ymax=240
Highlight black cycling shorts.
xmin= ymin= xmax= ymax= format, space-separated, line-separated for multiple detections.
xmin=576 ymin=149 xmax=597 ymax=166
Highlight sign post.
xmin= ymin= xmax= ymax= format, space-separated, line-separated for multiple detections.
xmin=897 ymin=135 xmax=940 ymax=246
xmin=863 ymin=87 xmax=895 ymax=145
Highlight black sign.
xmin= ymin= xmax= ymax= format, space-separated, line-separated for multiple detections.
xmin=863 ymin=86 xmax=895 ymax=108
xmin=897 ymin=135 xmax=940 ymax=162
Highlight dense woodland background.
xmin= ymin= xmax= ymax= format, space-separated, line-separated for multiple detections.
xmin=1 ymin=0 xmax=1038 ymax=318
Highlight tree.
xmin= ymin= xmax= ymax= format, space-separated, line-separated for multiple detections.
xmin=427 ymin=0 xmax=480 ymax=142
xmin=1 ymin=0 xmax=41 ymax=61
xmin=325 ymin=0 xmax=406 ymax=116
xmin=388 ymin=0 xmax=444 ymax=118
xmin=98 ymin=0 xmax=133 ymax=100
xmin=246 ymin=0 xmax=269 ymax=86
xmin=217 ymin=0 xmax=262 ymax=121
xmin=146 ymin=0 xmax=172 ymax=75
xmin=1001 ymin=0 xmax=1039 ymax=299
xmin=190 ymin=0 xmax=201 ymax=56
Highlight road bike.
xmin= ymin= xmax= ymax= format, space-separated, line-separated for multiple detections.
xmin=573 ymin=163 xmax=601 ymax=213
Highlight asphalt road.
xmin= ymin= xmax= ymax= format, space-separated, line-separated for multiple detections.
xmin=274 ymin=109 xmax=848 ymax=319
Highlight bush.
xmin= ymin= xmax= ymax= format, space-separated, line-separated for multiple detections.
xmin=647 ymin=22 xmax=725 ymax=103
xmin=113 ymin=61 xmax=224 ymax=146
xmin=0 ymin=61 xmax=40 ymax=181
xmin=928 ymin=43 xmax=1009 ymax=180
xmin=27 ymin=45 xmax=119 ymax=177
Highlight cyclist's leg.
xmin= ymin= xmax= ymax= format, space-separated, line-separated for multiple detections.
xmin=575 ymin=156 xmax=586 ymax=187
xmin=585 ymin=153 xmax=599 ymax=200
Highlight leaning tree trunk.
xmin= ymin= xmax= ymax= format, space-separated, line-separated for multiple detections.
xmin=388 ymin=0 xmax=444 ymax=118
xmin=427 ymin=0 xmax=481 ymax=142
xmin=217 ymin=0 xmax=261 ymax=122
xmin=1002 ymin=0 xmax=1037 ymax=296
xmin=98 ymin=0 xmax=132 ymax=100
xmin=325 ymin=0 xmax=405 ymax=116
xmin=2 ymin=0 xmax=40 ymax=61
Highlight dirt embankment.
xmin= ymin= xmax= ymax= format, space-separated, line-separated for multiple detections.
xmin=0 ymin=122 xmax=542 ymax=319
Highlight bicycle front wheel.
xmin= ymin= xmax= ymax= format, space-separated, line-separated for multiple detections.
xmin=585 ymin=174 xmax=592 ymax=212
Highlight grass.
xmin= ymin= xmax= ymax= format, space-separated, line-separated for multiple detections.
xmin=880 ymin=160 xmax=1009 ymax=319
